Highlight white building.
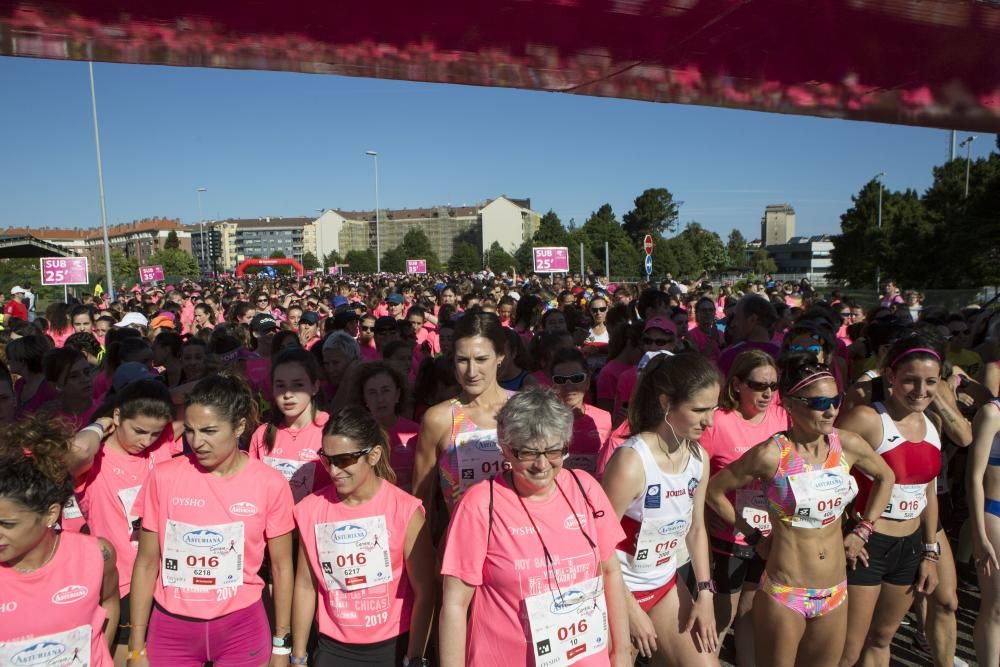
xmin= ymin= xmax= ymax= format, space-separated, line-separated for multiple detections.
xmin=766 ymin=235 xmax=834 ymax=277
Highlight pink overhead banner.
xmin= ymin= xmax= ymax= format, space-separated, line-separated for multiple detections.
xmin=139 ymin=264 xmax=165 ymax=282
xmin=40 ymin=257 xmax=89 ymax=285
xmin=406 ymin=259 xmax=427 ymax=274
xmin=533 ymin=247 xmax=570 ymax=273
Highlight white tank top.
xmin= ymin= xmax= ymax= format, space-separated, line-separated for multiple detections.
xmin=616 ymin=435 xmax=704 ymax=591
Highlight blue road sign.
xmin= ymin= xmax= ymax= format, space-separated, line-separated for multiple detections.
xmin=644 ymin=254 xmax=653 ymax=275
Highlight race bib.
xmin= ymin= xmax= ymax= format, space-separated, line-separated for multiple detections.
xmin=735 ymin=488 xmax=771 ymax=536
xmin=564 ymin=454 xmax=597 ymax=474
xmin=315 ymin=516 xmax=393 ymax=592
xmin=525 ymin=576 xmax=609 ymax=667
xmin=0 ymin=624 xmax=91 ymax=666
xmin=263 ymin=457 xmax=317 ymax=503
xmin=162 ymin=520 xmax=244 ymax=590
xmin=117 ymin=485 xmax=142 ymax=540
xmin=631 ymin=515 xmax=689 ymax=572
xmin=62 ymin=495 xmax=84 ymax=520
xmin=788 ymin=469 xmax=857 ymax=529
xmin=454 ymin=430 xmax=503 ymax=495
xmin=883 ymin=483 xmax=928 ymax=520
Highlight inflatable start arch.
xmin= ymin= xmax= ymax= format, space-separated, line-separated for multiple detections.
xmin=235 ymin=258 xmax=304 ymax=278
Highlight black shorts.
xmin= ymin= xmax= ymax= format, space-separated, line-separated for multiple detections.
xmin=846 ymin=529 xmax=922 ymax=587
xmin=114 ymin=594 xmax=131 ymax=645
xmin=314 ymin=633 xmax=408 ymax=667
xmin=710 ymin=538 xmax=766 ymax=594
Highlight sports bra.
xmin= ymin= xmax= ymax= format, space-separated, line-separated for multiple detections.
xmin=765 ymin=431 xmax=857 ymax=530
xmin=437 ymin=391 xmax=514 ymax=510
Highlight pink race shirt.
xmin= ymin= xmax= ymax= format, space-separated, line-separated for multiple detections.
xmin=596 ymin=421 xmax=632 ymax=478
xmin=293 ymin=480 xmax=423 ymax=644
xmin=595 ymin=360 xmax=629 ymax=405
xmin=388 ymin=417 xmax=420 ymax=493
xmin=0 ymin=531 xmax=113 ymax=666
xmin=566 ymin=405 xmax=612 ymax=475
xmin=136 ymin=454 xmax=295 ymax=620
xmin=249 ymin=412 xmax=331 ymax=503
xmin=76 ymin=427 xmax=182 ymax=597
xmin=441 ymin=469 xmax=624 ymax=667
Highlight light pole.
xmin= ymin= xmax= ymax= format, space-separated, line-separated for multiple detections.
xmin=315 ymin=208 xmax=326 ymax=270
xmin=874 ymin=172 xmax=884 ymax=299
xmin=365 ymin=150 xmax=381 ymax=273
xmin=960 ymin=136 xmax=976 ymax=198
xmin=88 ymin=62 xmax=115 ymax=301
xmin=196 ymin=187 xmax=208 ymax=270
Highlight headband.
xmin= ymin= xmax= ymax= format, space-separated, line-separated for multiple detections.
xmin=888 ymin=347 xmax=941 ymax=369
xmin=787 ymin=371 xmax=834 ymax=394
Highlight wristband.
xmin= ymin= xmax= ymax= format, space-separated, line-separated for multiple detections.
xmin=272 ymin=647 xmax=292 ymax=656
xmin=290 ymin=657 xmax=308 ymax=666
xmin=126 ymin=648 xmax=146 ymax=660
xmin=851 ymin=524 xmax=872 ymax=544
xmin=81 ymin=423 xmax=105 ymax=439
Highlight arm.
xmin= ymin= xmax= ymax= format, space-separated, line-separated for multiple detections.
xmin=929 ymin=377 xmax=973 ymax=446
xmin=127 ymin=528 xmax=161 ymax=665
xmin=915 ymin=481 xmax=940 ymax=595
xmin=439 ymin=575 xmax=475 ymax=667
xmin=267 ymin=531 xmax=294 ymax=667
xmin=985 ymin=362 xmax=999 ymax=398
xmin=402 ymin=510 xmax=437 ymax=662
xmin=684 ymin=448 xmax=717 ymax=654
xmin=290 ymin=544 xmax=315 ymax=664
xmin=705 ymin=440 xmax=777 ymax=535
xmin=601 ymin=555 xmax=633 ymax=667
xmin=68 ymin=416 xmax=114 ymax=477
xmin=968 ymin=404 xmax=1000 ymax=575
xmin=97 ymin=538 xmax=120 ymax=653
xmin=412 ymin=405 xmax=448 ymax=534
xmin=839 ymin=429 xmax=895 ymax=566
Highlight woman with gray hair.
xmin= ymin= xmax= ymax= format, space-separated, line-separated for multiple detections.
xmin=440 ymin=388 xmax=631 ymax=667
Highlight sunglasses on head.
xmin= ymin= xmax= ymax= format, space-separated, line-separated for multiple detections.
xmin=552 ymin=372 xmax=587 ymax=385
xmin=787 ymin=394 xmax=843 ymax=411
xmin=316 ymin=446 xmax=373 ymax=468
xmin=789 ymin=343 xmax=823 ymax=355
xmin=509 ymin=446 xmax=568 ymax=463
xmin=590 ymin=306 xmax=608 ymax=313
xmin=643 ymin=336 xmax=674 ymax=346
xmin=744 ymin=380 xmax=778 ymax=392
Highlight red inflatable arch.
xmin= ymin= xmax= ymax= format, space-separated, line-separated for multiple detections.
xmin=235 ymin=258 xmax=304 ymax=278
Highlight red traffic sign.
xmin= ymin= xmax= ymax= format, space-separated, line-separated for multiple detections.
xmin=643 ymin=234 xmax=654 ymax=255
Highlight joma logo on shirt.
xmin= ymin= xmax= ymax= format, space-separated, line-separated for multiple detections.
xmin=51 ymin=585 xmax=88 ymax=605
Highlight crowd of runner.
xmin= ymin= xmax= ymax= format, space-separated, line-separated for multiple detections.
xmin=1 ymin=270 xmax=999 ymax=667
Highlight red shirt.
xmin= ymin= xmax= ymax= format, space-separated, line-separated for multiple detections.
xmin=3 ymin=298 xmax=27 ymax=321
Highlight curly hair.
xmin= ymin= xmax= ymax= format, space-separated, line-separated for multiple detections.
xmin=0 ymin=416 xmax=75 ymax=514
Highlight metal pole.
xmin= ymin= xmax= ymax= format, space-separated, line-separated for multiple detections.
xmin=366 ymin=151 xmax=381 ymax=273
xmin=196 ymin=187 xmax=207 ymax=269
xmin=579 ymin=241 xmax=584 ymax=276
xmin=964 ymin=140 xmax=973 ymax=198
xmin=89 ymin=62 xmax=115 ymax=302
xmin=950 ymin=130 xmax=956 ymax=162
xmin=604 ymin=241 xmax=610 ymax=279
xmin=876 ymin=173 xmax=883 ymax=299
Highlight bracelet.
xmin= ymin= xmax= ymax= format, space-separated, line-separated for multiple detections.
xmin=126 ymin=648 xmax=146 ymax=660
xmin=855 ymin=517 xmax=875 ymax=534
xmin=922 ymin=553 xmax=940 ymax=562
xmin=290 ymin=657 xmax=308 ymax=665
xmin=81 ymin=423 xmax=105 ymax=439
xmin=851 ymin=524 xmax=872 ymax=544
xmin=272 ymin=647 xmax=292 ymax=656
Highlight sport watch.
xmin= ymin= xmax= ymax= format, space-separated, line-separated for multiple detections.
xmin=696 ymin=580 xmax=717 ymax=595
xmin=923 ymin=542 xmax=941 ymax=556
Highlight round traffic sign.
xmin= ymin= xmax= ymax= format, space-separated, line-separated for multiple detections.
xmin=644 ymin=254 xmax=653 ymax=275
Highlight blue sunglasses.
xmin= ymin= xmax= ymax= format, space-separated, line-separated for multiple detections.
xmin=787 ymin=394 xmax=843 ymax=411
xmin=789 ymin=343 xmax=823 ymax=355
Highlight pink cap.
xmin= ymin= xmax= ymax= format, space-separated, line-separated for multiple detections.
xmin=643 ymin=316 xmax=678 ymax=335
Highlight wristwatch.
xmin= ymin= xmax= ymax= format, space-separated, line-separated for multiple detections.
xmin=923 ymin=542 xmax=941 ymax=556
xmin=696 ymin=580 xmax=717 ymax=595
xmin=402 ymin=658 xmax=430 ymax=666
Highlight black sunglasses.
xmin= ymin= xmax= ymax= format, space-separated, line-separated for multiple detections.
xmin=590 ymin=306 xmax=608 ymax=313
xmin=643 ymin=336 xmax=674 ymax=346
xmin=744 ymin=380 xmax=778 ymax=392
xmin=787 ymin=395 xmax=843 ymax=411
xmin=552 ymin=372 xmax=587 ymax=385
xmin=316 ymin=447 xmax=373 ymax=468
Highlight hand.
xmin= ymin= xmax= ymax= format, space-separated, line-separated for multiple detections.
xmin=268 ymin=652 xmax=290 ymax=667
xmin=844 ymin=533 xmax=869 ymax=569
xmin=684 ymin=592 xmax=718 ymax=654
xmin=974 ymin=540 xmax=1000 ymax=577
xmin=627 ymin=602 xmax=658 ymax=659
xmin=915 ymin=558 xmax=939 ymax=595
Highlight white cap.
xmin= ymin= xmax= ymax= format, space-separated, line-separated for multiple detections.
xmin=115 ymin=312 xmax=150 ymax=328
xmin=10 ymin=286 xmax=25 ymax=295
xmin=637 ymin=349 xmax=673 ymax=370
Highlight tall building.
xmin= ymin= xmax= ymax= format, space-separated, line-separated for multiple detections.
xmin=761 ymin=204 xmax=796 ymax=247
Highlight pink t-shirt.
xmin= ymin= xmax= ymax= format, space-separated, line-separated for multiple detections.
xmin=360 ymin=345 xmax=381 ymax=362
xmin=566 ymin=405 xmax=612 ymax=475
xmin=136 ymin=454 xmax=295 ymax=620
xmin=388 ymin=417 xmax=420 ymax=493
xmin=595 ymin=359 xmax=629 ymax=404
xmin=249 ymin=412 xmax=331 ymax=503
xmin=293 ymin=480 xmax=423 ymax=644
xmin=596 ymin=421 xmax=632 ymax=478
xmin=76 ymin=428 xmax=182 ymax=596
xmin=0 ymin=531 xmax=113 ymax=666
xmin=441 ymin=469 xmax=624 ymax=667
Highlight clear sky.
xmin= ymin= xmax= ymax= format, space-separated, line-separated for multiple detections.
xmin=1 ymin=56 xmax=993 ymax=244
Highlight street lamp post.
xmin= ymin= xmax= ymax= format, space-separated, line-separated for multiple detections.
xmin=88 ymin=62 xmax=115 ymax=301
xmin=874 ymin=172 xmax=884 ymax=299
xmin=960 ymin=136 xmax=976 ymax=198
xmin=196 ymin=187 xmax=208 ymax=271
xmin=365 ymin=151 xmax=381 ymax=273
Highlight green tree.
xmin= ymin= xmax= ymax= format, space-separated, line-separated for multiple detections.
xmin=449 ymin=242 xmax=482 ymax=273
xmin=147 ymin=248 xmax=200 ymax=280
xmin=343 ymin=249 xmax=377 ymax=274
xmin=514 ymin=239 xmax=534 ymax=273
xmin=653 ymin=235 xmax=700 ymax=278
xmin=381 ymin=246 xmax=407 ymax=273
xmin=485 ymin=242 xmax=518 ymax=273
xmin=323 ymin=250 xmax=342 ymax=268
xmin=580 ymin=204 xmax=642 ymax=277
xmin=677 ymin=222 xmax=728 ymax=275
xmin=397 ymin=228 xmax=442 ymax=271
xmin=751 ymin=249 xmax=778 ymax=275
xmin=269 ymin=250 xmax=286 ymax=260
xmin=622 ymin=187 xmax=681 ymax=243
xmin=533 ymin=210 xmax=570 ymax=246
xmin=301 ymin=252 xmax=321 ymax=270
xmin=726 ymin=229 xmax=748 ymax=269
xmin=164 ymin=230 xmax=181 ymax=250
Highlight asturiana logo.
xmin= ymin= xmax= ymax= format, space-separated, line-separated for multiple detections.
xmin=563 ymin=513 xmax=588 ymax=530
xmin=814 ymin=472 xmax=843 ymax=491
xmin=183 ymin=529 xmax=224 ymax=548
xmin=333 ymin=524 xmax=368 ymax=544
xmin=659 ymin=519 xmax=688 ymax=536
xmin=229 ymin=502 xmax=258 ymax=516
xmin=51 ymin=584 xmax=88 ymax=605
xmin=550 ymin=589 xmax=587 ymax=614
xmin=11 ymin=641 xmax=66 ymax=666
xmin=475 ymin=439 xmax=498 ymax=451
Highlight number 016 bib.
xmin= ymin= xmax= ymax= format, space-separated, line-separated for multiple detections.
xmin=162 ymin=520 xmax=245 ymax=590
xmin=455 ymin=430 xmax=502 ymax=494
xmin=315 ymin=516 xmax=392 ymax=592
xmin=524 ymin=576 xmax=609 ymax=667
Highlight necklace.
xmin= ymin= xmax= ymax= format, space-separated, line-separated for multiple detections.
xmin=15 ymin=533 xmax=59 ymax=574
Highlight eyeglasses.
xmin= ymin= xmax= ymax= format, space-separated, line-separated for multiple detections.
xmin=787 ymin=394 xmax=843 ymax=411
xmin=839 ymin=311 xmax=851 ymax=318
xmin=552 ymin=372 xmax=587 ymax=385
xmin=509 ymin=446 xmax=569 ymax=463
xmin=360 ymin=325 xmax=375 ymax=332
xmin=643 ymin=336 xmax=674 ymax=346
xmin=789 ymin=343 xmax=823 ymax=355
xmin=316 ymin=447 xmax=373 ymax=468
xmin=256 ymin=298 xmax=270 ymax=304
xmin=590 ymin=306 xmax=608 ymax=313
xmin=743 ymin=380 xmax=778 ymax=392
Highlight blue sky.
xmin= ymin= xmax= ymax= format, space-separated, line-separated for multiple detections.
xmin=1 ymin=56 xmax=994 ymax=243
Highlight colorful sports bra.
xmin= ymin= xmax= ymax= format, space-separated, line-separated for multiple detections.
xmin=437 ymin=391 xmax=514 ymax=510
xmin=765 ymin=431 xmax=857 ymax=530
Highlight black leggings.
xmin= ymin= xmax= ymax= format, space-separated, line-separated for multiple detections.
xmin=314 ymin=632 xmax=409 ymax=667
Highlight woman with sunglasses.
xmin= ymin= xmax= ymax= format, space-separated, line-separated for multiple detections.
xmin=586 ymin=296 xmax=610 ymax=344
xmin=699 ymin=349 xmax=787 ymax=666
xmin=549 ymin=347 xmax=612 ymax=475
xmin=413 ymin=312 xmax=514 ymax=538
xmin=612 ymin=317 xmax=678 ymax=426
xmin=601 ymin=353 xmax=720 ymax=666
xmin=707 ymin=354 xmax=893 ymax=667
xmin=128 ymin=373 xmax=295 ymax=667
xmin=835 ymin=336 xmax=948 ymax=667
xmin=440 ymin=389 xmax=631 ymax=667
xmin=291 ymin=406 xmax=435 ymax=666
xmin=781 ymin=322 xmax=845 ymax=391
